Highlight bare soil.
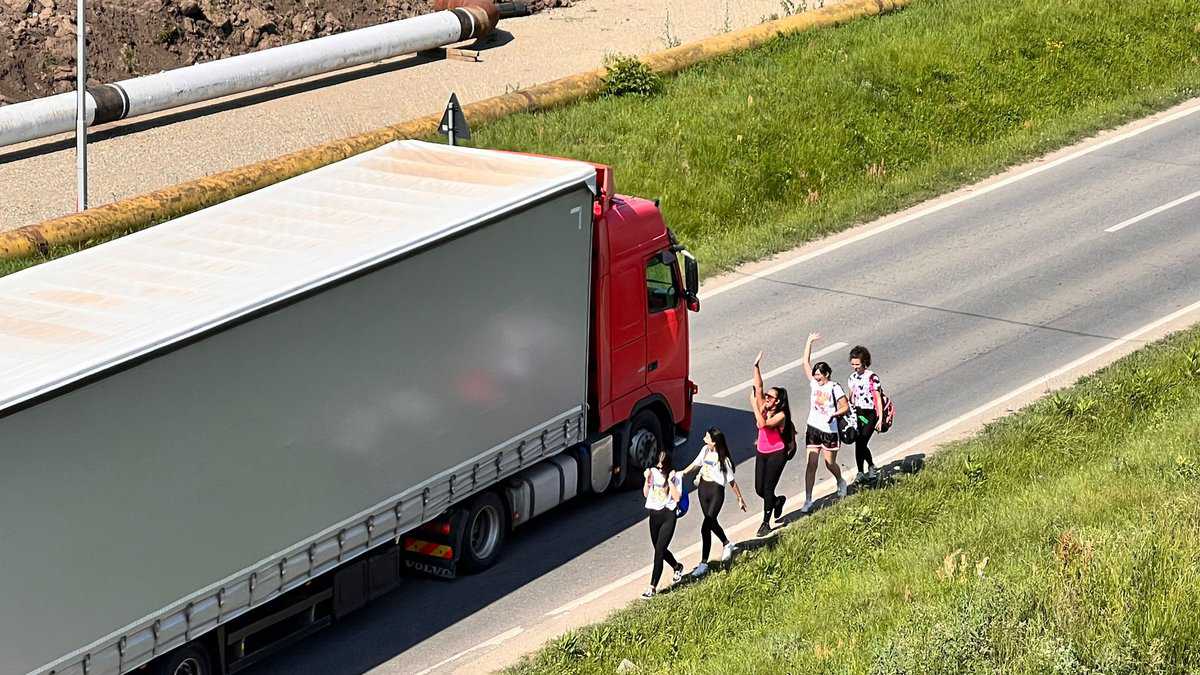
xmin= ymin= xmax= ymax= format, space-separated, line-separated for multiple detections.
xmin=0 ymin=0 xmax=570 ymax=104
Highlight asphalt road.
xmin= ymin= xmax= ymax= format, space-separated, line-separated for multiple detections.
xmin=241 ymin=100 xmax=1200 ymax=675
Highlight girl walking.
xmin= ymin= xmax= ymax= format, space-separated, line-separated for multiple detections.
xmin=682 ymin=427 xmax=748 ymax=577
xmin=847 ymin=344 xmax=884 ymax=483
xmin=750 ymin=352 xmax=797 ymax=538
xmin=642 ymin=449 xmax=684 ymax=598
xmin=800 ymin=333 xmax=850 ymax=513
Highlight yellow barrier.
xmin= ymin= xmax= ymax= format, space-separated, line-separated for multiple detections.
xmin=0 ymin=0 xmax=909 ymax=261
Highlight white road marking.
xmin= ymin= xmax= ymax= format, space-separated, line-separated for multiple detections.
xmin=712 ymin=342 xmax=848 ymax=398
xmin=412 ymin=626 xmax=525 ymax=675
xmin=541 ymin=297 xmax=1200 ymax=621
xmin=1105 ymin=189 xmax=1200 ymax=233
xmin=700 ymin=100 xmax=1200 ymax=301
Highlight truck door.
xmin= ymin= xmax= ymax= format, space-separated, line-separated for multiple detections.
xmin=608 ymin=256 xmax=647 ymax=401
xmin=644 ymin=251 xmax=686 ymax=408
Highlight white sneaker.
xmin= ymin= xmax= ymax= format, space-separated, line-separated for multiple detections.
xmin=690 ymin=562 xmax=709 ymax=578
xmin=641 ymin=586 xmax=655 ymax=599
xmin=721 ymin=542 xmax=735 ymax=563
xmin=836 ymin=478 xmax=848 ymax=497
xmin=801 ymin=499 xmax=814 ymax=513
xmin=672 ymin=566 xmax=684 ymax=583
xmin=854 ymin=471 xmax=868 ymax=484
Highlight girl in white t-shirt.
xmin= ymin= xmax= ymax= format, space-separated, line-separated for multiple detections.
xmin=642 ymin=449 xmax=684 ymax=598
xmin=681 ymin=427 xmax=747 ymax=577
xmin=800 ymin=332 xmax=850 ymax=513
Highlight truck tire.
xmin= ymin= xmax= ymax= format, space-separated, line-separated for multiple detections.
xmin=622 ymin=409 xmax=664 ymax=489
xmin=151 ymin=644 xmax=212 ymax=675
xmin=460 ymin=491 xmax=508 ymax=572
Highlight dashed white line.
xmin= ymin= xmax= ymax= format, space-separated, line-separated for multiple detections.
xmin=699 ymin=100 xmax=1200 ymax=301
xmin=1105 ymin=189 xmax=1200 ymax=233
xmin=412 ymin=626 xmax=525 ymax=675
xmin=712 ymin=342 xmax=848 ymax=398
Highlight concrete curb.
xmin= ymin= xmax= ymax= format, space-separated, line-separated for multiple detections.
xmin=0 ymin=0 xmax=909 ymax=261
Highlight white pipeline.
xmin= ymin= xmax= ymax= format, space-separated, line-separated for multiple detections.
xmin=0 ymin=7 xmax=492 ymax=149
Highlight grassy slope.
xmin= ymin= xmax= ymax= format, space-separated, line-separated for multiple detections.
xmin=472 ymin=0 xmax=1200 ymax=276
xmin=511 ymin=329 xmax=1200 ymax=674
xmin=3 ymin=1 xmax=1198 ymax=280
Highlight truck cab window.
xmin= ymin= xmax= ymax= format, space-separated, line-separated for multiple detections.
xmin=646 ymin=258 xmax=678 ymax=313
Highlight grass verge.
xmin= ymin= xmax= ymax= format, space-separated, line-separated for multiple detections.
xmin=470 ymin=0 xmax=1200 ymax=276
xmin=510 ymin=326 xmax=1200 ymax=674
xmin=3 ymin=1 xmax=1199 ymax=279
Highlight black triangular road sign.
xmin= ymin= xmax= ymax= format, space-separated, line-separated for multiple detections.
xmin=438 ymin=92 xmax=471 ymax=141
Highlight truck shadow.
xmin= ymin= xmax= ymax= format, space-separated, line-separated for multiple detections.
xmin=241 ymin=401 xmax=911 ymax=674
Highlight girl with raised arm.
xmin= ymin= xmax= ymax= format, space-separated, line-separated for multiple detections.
xmin=750 ymin=352 xmax=797 ymax=538
xmin=800 ymin=333 xmax=850 ymax=513
xmin=682 ymin=427 xmax=747 ymax=576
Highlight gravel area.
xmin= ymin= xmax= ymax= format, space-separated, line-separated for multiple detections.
xmin=0 ymin=0 xmax=835 ymax=231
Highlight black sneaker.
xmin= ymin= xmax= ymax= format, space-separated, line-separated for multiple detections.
xmin=756 ymin=522 xmax=771 ymax=537
xmin=773 ymin=495 xmax=785 ymax=520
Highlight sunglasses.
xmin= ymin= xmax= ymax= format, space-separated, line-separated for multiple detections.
xmin=764 ymin=393 xmax=778 ymax=400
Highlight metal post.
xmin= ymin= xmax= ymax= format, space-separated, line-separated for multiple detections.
xmin=446 ymin=99 xmax=456 ymax=147
xmin=75 ymin=0 xmax=87 ymax=211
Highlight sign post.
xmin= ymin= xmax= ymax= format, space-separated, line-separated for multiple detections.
xmin=438 ymin=93 xmax=470 ymax=146
xmin=75 ymin=0 xmax=87 ymax=211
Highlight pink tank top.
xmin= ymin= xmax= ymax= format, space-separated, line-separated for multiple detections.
xmin=757 ymin=425 xmax=785 ymax=454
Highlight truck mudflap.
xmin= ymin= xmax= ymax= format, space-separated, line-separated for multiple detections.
xmin=401 ymin=515 xmax=465 ymax=580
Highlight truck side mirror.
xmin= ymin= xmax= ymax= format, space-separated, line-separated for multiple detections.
xmin=682 ymin=250 xmax=699 ymax=312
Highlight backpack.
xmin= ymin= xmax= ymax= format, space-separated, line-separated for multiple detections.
xmin=675 ymin=489 xmax=690 ymax=518
xmin=878 ymin=385 xmax=896 ymax=433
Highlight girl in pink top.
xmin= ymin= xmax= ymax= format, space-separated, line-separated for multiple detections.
xmin=750 ymin=351 xmax=797 ymax=537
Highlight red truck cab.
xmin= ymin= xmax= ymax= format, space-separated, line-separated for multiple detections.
xmin=588 ymin=164 xmax=699 ymax=487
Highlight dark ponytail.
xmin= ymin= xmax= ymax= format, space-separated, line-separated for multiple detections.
xmin=707 ymin=427 xmax=733 ymax=479
xmin=770 ymin=387 xmax=798 ymax=450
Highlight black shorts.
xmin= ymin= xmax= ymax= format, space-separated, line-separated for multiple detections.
xmin=805 ymin=425 xmax=839 ymax=450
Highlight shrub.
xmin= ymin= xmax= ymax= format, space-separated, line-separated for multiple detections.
xmin=600 ymin=55 xmax=664 ymax=98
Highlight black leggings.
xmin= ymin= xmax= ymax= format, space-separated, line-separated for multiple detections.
xmin=698 ymin=480 xmax=729 ymax=560
xmin=856 ymin=410 xmax=878 ymax=472
xmin=647 ymin=507 xmax=680 ymax=586
xmin=755 ymin=451 xmax=787 ymax=524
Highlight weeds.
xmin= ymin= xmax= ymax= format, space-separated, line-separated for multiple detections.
xmin=660 ymin=8 xmax=681 ymax=49
xmin=600 ymin=55 xmax=663 ymax=98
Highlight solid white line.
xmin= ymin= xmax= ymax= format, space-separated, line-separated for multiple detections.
xmin=700 ymin=100 xmax=1200 ymax=301
xmin=1105 ymin=189 xmax=1200 ymax=233
xmin=543 ymin=297 xmax=1200 ymax=620
xmin=712 ymin=342 xmax=848 ymax=398
xmin=412 ymin=626 xmax=525 ymax=675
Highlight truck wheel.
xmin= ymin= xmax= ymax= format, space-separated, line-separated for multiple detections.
xmin=152 ymin=645 xmax=212 ymax=675
xmin=622 ymin=410 xmax=663 ymax=489
xmin=460 ymin=491 xmax=508 ymax=572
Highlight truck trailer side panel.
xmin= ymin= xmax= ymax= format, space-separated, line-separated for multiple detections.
xmin=0 ymin=183 xmax=594 ymax=674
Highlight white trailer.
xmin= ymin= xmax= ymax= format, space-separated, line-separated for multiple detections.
xmin=0 ymin=141 xmax=601 ymax=675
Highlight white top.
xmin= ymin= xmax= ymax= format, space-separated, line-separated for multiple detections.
xmin=848 ymin=369 xmax=882 ymax=410
xmin=644 ymin=468 xmax=682 ymax=510
xmin=0 ymin=141 xmax=596 ymax=413
xmin=690 ymin=446 xmax=736 ymax=486
xmin=807 ymin=380 xmax=846 ymax=433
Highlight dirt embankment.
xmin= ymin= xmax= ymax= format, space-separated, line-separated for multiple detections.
xmin=0 ymin=0 xmax=570 ymax=105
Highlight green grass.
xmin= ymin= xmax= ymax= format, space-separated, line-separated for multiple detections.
xmin=467 ymin=0 xmax=1200 ymax=276
xmin=510 ymin=328 xmax=1200 ymax=674
xmin=5 ymin=0 xmax=1199 ymax=279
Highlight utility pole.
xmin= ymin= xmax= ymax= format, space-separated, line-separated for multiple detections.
xmin=75 ymin=0 xmax=87 ymax=211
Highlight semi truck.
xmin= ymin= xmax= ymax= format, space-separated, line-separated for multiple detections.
xmin=0 ymin=140 xmax=698 ymax=675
